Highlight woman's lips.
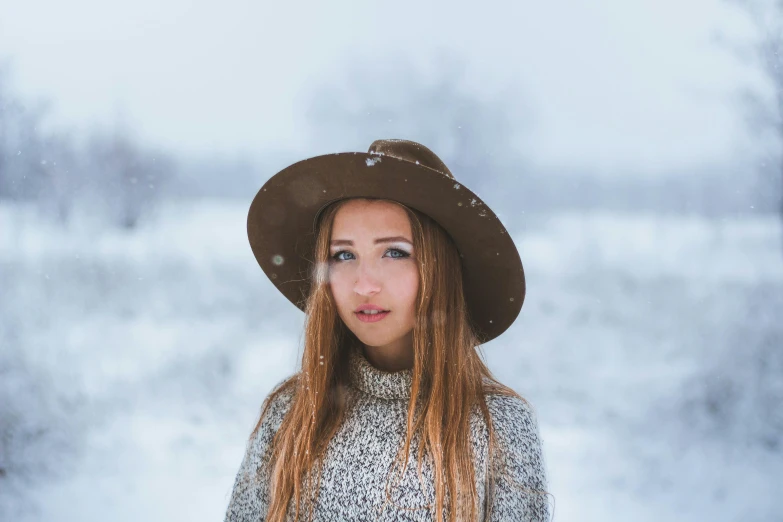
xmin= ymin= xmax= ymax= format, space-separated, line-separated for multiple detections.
xmin=355 ymin=311 xmax=390 ymax=323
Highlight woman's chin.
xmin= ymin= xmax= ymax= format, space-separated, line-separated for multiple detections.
xmin=355 ymin=335 xmax=389 ymax=348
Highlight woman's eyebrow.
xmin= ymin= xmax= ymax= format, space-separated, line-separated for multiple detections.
xmin=330 ymin=236 xmax=413 ymax=246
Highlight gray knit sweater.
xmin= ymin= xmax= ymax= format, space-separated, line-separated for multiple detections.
xmin=224 ymin=348 xmax=550 ymax=521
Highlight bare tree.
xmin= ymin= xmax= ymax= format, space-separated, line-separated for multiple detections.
xmin=304 ymin=53 xmax=536 ymax=226
xmin=725 ymin=0 xmax=783 ymax=251
xmin=85 ymin=125 xmax=175 ymax=229
xmin=0 ymin=63 xmax=51 ymax=202
xmin=37 ymin=131 xmax=81 ymax=224
xmin=1 ymin=59 xmax=178 ymax=228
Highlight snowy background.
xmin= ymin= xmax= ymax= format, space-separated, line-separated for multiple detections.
xmin=2 ymin=0 xmax=783 ymax=521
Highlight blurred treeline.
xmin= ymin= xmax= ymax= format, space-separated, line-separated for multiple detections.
xmin=0 ymin=55 xmax=779 ymax=234
xmin=0 ymin=62 xmax=175 ymax=229
xmin=303 ymin=57 xmax=777 ymax=222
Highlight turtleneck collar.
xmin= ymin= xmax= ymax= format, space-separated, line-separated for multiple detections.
xmin=348 ymin=346 xmax=413 ymax=400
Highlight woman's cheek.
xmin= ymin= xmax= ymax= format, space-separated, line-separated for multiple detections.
xmin=328 ymin=268 xmax=351 ymax=308
xmin=400 ymin=268 xmax=420 ymax=308
xmin=328 ymin=265 xmax=350 ymax=287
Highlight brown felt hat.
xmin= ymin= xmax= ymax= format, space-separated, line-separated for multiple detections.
xmin=247 ymin=139 xmax=525 ymax=343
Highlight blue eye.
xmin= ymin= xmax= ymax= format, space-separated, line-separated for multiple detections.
xmin=331 ymin=250 xmax=355 ymax=262
xmin=386 ymin=248 xmax=410 ymax=259
xmin=330 ymin=248 xmax=411 ymax=262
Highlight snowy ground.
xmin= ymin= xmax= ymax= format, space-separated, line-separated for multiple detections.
xmin=1 ymin=200 xmax=781 ymax=521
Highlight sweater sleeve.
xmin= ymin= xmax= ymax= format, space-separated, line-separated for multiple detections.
xmin=224 ymin=378 xmax=296 ymax=522
xmin=485 ymin=394 xmax=551 ymax=522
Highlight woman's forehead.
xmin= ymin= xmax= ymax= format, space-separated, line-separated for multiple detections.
xmin=331 ymin=199 xmax=411 ymax=237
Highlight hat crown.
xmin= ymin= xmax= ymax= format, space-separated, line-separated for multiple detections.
xmin=368 ymin=139 xmax=454 ymax=179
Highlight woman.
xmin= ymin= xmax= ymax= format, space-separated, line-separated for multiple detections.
xmin=224 ymin=139 xmax=552 ymax=522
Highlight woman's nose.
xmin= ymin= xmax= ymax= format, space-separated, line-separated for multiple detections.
xmin=353 ymin=261 xmax=382 ymax=296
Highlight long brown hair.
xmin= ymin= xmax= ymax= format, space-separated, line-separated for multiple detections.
xmin=252 ymin=197 xmax=546 ymax=522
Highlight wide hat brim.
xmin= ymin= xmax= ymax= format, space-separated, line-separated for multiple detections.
xmin=247 ymin=148 xmax=525 ymax=343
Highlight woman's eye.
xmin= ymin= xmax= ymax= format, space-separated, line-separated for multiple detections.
xmin=331 ymin=250 xmax=354 ymax=261
xmin=386 ymin=248 xmax=410 ymax=259
xmin=330 ymin=248 xmax=410 ymax=262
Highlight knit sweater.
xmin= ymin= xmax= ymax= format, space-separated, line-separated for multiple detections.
xmin=224 ymin=347 xmax=550 ymax=521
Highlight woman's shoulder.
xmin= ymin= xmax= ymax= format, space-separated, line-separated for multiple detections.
xmin=266 ymin=373 xmax=299 ymax=407
xmin=482 ymin=387 xmax=549 ymax=487
xmin=485 ymin=393 xmax=540 ymax=430
xmin=482 ymin=376 xmax=540 ymax=418
xmin=249 ymin=373 xmax=300 ymax=444
xmin=481 ymin=390 xmax=551 ymax=519
xmin=480 ymin=380 xmax=543 ymax=445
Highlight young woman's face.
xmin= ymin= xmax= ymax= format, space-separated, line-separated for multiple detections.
xmin=328 ymin=199 xmax=419 ymax=354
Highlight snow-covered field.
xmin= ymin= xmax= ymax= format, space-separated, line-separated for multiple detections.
xmin=1 ymin=200 xmax=781 ymax=521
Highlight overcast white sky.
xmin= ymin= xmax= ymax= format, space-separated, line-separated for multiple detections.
xmin=0 ymin=0 xmax=766 ymax=174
